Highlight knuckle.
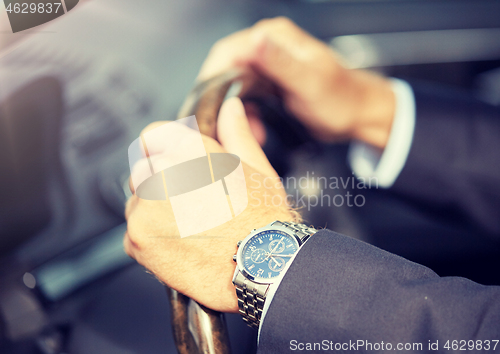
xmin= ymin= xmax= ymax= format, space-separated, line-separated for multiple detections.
xmin=253 ymin=18 xmax=275 ymax=34
xmin=254 ymin=16 xmax=293 ymax=31
xmin=125 ymin=225 xmax=143 ymax=251
xmin=253 ymin=18 xmax=272 ymax=29
xmin=140 ymin=121 xmax=168 ymax=136
xmin=123 ymin=236 xmax=133 ymax=256
xmin=273 ymin=16 xmax=294 ymax=27
xmin=125 ymin=195 xmax=139 ymax=220
xmin=210 ymin=37 xmax=230 ymax=54
xmin=123 ymin=232 xmax=138 ymax=257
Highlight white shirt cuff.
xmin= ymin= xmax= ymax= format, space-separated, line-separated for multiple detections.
xmin=348 ymin=78 xmax=416 ymax=188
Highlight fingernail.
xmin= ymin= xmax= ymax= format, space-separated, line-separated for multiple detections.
xmin=251 ymin=29 xmax=276 ymax=62
xmin=260 ymin=37 xmax=278 ymax=62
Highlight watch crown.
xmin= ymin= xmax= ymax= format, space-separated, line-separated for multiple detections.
xmin=237 ymin=240 xmax=242 ymax=247
xmin=232 ymin=254 xmax=237 ymax=262
xmin=252 ymin=229 xmax=256 ymax=232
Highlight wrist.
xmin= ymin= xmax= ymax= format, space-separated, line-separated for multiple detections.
xmin=228 ymin=205 xmax=298 ymax=238
xmin=350 ymin=70 xmax=396 ymax=149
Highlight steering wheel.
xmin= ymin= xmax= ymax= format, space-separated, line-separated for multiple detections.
xmin=169 ymin=69 xmax=316 ymax=354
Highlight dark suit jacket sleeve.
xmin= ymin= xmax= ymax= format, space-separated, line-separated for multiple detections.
xmin=258 ymin=230 xmax=500 ymax=353
xmin=390 ymin=83 xmax=500 ymax=235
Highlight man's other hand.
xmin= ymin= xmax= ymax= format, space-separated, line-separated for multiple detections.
xmin=199 ymin=17 xmax=396 ymax=149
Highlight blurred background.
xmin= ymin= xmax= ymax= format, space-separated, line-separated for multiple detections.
xmin=1 ymin=0 xmax=500 ymax=353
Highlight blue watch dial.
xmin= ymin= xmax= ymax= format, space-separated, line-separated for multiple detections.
xmin=241 ymin=230 xmax=299 ymax=281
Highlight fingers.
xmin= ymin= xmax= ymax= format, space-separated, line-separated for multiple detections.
xmin=197 ymin=18 xmax=299 ymax=82
xmin=250 ymin=18 xmax=321 ymax=92
xmin=217 ymin=97 xmax=278 ymax=178
xmin=198 ymin=17 xmax=336 ymax=94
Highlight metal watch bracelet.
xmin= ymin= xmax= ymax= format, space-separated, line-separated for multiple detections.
xmin=233 ymin=221 xmax=317 ymax=329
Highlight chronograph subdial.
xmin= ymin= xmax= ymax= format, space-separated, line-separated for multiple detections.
xmin=268 ymin=239 xmax=285 ymax=253
xmin=268 ymin=256 xmax=285 ymax=272
xmin=250 ymin=248 xmax=268 ymax=263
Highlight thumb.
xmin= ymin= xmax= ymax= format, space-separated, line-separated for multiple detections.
xmin=217 ymin=97 xmax=278 ymax=178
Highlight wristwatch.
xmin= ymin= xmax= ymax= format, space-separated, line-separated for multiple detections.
xmin=231 ymin=221 xmax=317 ymax=328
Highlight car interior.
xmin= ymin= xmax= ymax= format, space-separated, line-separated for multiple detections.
xmin=1 ymin=0 xmax=500 ymax=353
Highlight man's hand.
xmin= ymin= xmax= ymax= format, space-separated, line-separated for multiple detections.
xmin=124 ymin=98 xmax=296 ymax=313
xmin=198 ymin=17 xmax=396 ymax=149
